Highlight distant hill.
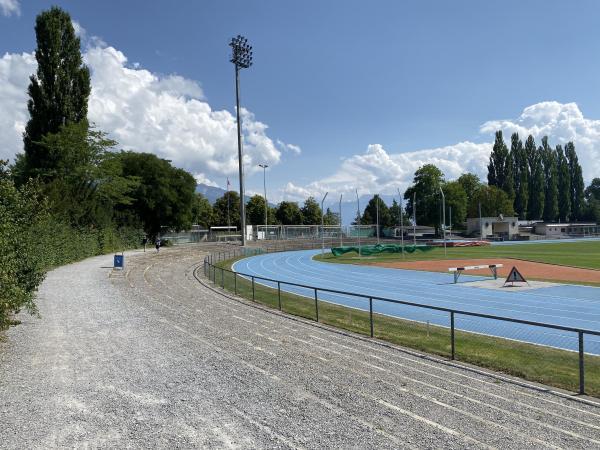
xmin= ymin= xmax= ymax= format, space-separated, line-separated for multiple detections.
xmin=195 ymin=183 xmax=261 ymax=205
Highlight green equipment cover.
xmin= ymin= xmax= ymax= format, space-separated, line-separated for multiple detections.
xmin=330 ymin=244 xmax=433 ymax=256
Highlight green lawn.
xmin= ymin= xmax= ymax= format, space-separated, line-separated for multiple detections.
xmin=206 ymin=256 xmax=600 ymax=397
xmin=314 ymin=240 xmax=600 ymax=270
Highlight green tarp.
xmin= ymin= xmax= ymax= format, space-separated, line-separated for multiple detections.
xmin=331 ymin=243 xmax=434 ymax=256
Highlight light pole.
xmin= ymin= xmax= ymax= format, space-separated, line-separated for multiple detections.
xmin=413 ymin=191 xmax=417 ymax=247
xmin=440 ymin=186 xmax=447 ymax=257
xmin=320 ymin=192 xmax=328 ymax=256
xmin=356 ymin=189 xmax=361 ymax=257
xmin=259 ymin=164 xmax=268 ymax=240
xmin=229 ymin=35 xmax=253 ymax=246
xmin=376 ymin=195 xmax=380 ymax=244
xmin=397 ymin=188 xmax=405 ymax=259
xmin=339 ymin=194 xmax=343 ymax=247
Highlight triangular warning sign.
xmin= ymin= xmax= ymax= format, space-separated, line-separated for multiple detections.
xmin=504 ymin=266 xmax=527 ymax=284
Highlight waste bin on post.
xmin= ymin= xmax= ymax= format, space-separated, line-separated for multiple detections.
xmin=114 ymin=253 xmax=125 ymax=270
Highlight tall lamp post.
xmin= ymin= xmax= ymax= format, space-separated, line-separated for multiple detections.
xmin=398 ymin=188 xmax=405 ymax=259
xmin=439 ymin=186 xmax=447 ymax=257
xmin=320 ymin=192 xmax=329 ymax=256
xmin=259 ymin=164 xmax=268 ymax=240
xmin=229 ymin=35 xmax=253 ymax=246
xmin=339 ymin=194 xmax=343 ymax=247
xmin=356 ymin=189 xmax=361 ymax=257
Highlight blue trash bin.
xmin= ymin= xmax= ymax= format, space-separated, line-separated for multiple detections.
xmin=114 ymin=254 xmax=125 ymax=269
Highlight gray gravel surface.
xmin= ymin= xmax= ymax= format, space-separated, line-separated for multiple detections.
xmin=1 ymin=244 xmax=600 ymax=449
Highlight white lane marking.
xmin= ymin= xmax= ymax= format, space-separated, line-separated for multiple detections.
xmin=376 ymin=398 xmax=498 ymax=450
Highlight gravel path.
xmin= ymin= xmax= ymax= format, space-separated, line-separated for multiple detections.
xmin=1 ymin=244 xmax=600 ymax=449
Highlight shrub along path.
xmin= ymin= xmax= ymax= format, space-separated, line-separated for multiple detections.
xmin=1 ymin=245 xmax=600 ymax=448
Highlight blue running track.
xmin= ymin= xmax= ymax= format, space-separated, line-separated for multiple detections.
xmin=233 ymin=249 xmax=600 ymax=355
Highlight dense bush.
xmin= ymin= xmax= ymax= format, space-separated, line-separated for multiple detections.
xmin=0 ymin=172 xmax=141 ymax=329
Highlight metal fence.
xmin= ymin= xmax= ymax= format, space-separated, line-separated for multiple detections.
xmin=200 ymin=245 xmax=600 ymax=395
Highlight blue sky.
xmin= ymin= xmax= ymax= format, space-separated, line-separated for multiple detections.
xmin=2 ymin=0 xmax=600 ymax=203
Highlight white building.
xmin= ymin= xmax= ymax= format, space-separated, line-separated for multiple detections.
xmin=533 ymin=222 xmax=599 ymax=237
xmin=466 ymin=216 xmax=519 ymax=239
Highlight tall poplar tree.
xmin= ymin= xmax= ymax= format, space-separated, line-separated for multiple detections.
xmin=540 ymin=136 xmax=558 ymax=222
xmin=556 ymin=145 xmax=571 ymax=222
xmin=21 ymin=6 xmax=91 ymax=180
xmin=510 ymin=133 xmax=528 ymax=219
xmin=565 ymin=142 xmax=585 ymax=221
xmin=525 ymin=135 xmax=544 ymax=219
xmin=487 ymin=131 xmax=513 ymax=197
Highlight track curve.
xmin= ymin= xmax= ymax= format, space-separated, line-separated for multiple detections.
xmin=233 ymin=249 xmax=600 ymax=354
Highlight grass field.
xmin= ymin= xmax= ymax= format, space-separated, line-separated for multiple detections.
xmin=314 ymin=240 xmax=600 ymax=270
xmin=207 ymin=256 xmax=600 ymax=397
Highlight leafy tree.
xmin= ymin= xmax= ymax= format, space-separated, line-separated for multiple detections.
xmin=510 ymin=133 xmax=528 ymax=219
xmin=323 ymin=207 xmax=338 ymax=226
xmin=442 ymin=181 xmax=467 ymax=226
xmin=21 ymin=7 xmax=91 ymax=182
xmin=246 ymin=194 xmax=268 ymax=226
xmin=541 ymin=137 xmax=558 ymax=222
xmin=565 ymin=142 xmax=585 ymax=220
xmin=525 ymin=135 xmax=544 ymax=220
xmin=191 ymin=193 xmax=213 ymax=229
xmin=404 ymin=164 xmax=444 ymax=230
xmin=585 ymin=178 xmax=600 ymax=202
xmin=117 ymin=152 xmax=196 ymax=236
xmin=457 ymin=173 xmax=481 ymax=207
xmin=556 ymin=145 xmax=571 ymax=222
xmin=362 ymin=195 xmax=392 ymax=231
xmin=487 ymin=131 xmax=513 ymax=197
xmin=468 ymin=185 xmax=515 ymax=218
xmin=275 ymin=201 xmax=303 ymax=225
xmin=389 ymin=199 xmax=409 ymax=226
xmin=213 ymin=191 xmax=240 ymax=229
xmin=301 ymin=197 xmax=322 ymax=224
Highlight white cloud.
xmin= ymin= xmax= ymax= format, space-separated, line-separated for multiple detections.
xmin=193 ymin=173 xmax=218 ymax=187
xmin=280 ymin=141 xmax=491 ymax=202
xmin=71 ymin=20 xmax=86 ymax=39
xmin=480 ymin=101 xmax=600 ymax=182
xmin=281 ymin=101 xmax=600 ymax=202
xmin=277 ymin=140 xmax=302 ymax=155
xmin=0 ymin=52 xmax=35 ymax=161
xmin=0 ymin=0 xmax=19 ymax=17
xmin=0 ymin=42 xmax=294 ymax=180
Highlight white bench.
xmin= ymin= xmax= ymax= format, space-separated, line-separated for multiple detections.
xmin=448 ymin=264 xmax=503 ymax=283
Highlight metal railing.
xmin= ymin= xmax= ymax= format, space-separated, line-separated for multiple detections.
xmin=200 ymin=245 xmax=600 ymax=395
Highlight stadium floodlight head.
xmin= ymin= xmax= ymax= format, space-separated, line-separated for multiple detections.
xmin=230 ymin=35 xmax=253 ymax=69
xmin=229 ymin=35 xmax=254 ymax=246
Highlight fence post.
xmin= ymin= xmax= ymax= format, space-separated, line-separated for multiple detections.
xmin=450 ymin=311 xmax=455 ymax=360
xmin=234 ymin=272 xmax=237 ymax=294
xmin=278 ymin=281 xmax=282 ymax=311
xmin=314 ymin=288 xmax=319 ymax=322
xmin=252 ymin=276 xmax=255 ymax=301
xmin=579 ymin=331 xmax=585 ymax=395
xmin=369 ymin=297 xmax=374 ymax=338
xmin=221 ymin=267 xmax=225 ymax=288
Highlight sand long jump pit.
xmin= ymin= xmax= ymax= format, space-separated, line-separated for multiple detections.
xmin=374 ymin=258 xmax=600 ymax=286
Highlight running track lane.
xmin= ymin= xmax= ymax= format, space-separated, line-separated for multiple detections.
xmin=233 ymin=249 xmax=600 ymax=355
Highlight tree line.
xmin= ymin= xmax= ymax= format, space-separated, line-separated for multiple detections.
xmin=487 ymin=131 xmax=588 ymax=222
xmin=1 ymin=7 xmax=197 ymax=328
xmin=193 ymin=192 xmax=339 ymax=229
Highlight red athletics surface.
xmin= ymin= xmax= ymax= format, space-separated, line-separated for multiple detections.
xmin=372 ymin=258 xmax=600 ymax=284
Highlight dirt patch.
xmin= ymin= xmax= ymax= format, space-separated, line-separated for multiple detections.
xmin=373 ymin=258 xmax=600 ymax=284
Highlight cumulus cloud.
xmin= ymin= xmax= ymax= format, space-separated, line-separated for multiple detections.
xmin=480 ymin=101 xmax=600 ymax=182
xmin=280 ymin=141 xmax=491 ymax=202
xmin=0 ymin=41 xmax=292 ymax=183
xmin=277 ymin=140 xmax=302 ymax=155
xmin=0 ymin=0 xmax=19 ymax=17
xmin=280 ymin=101 xmax=600 ymax=202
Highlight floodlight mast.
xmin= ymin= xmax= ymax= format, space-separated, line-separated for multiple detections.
xmin=259 ymin=164 xmax=268 ymax=239
xmin=321 ymin=192 xmax=329 ymax=256
xmin=229 ymin=35 xmax=253 ymax=246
